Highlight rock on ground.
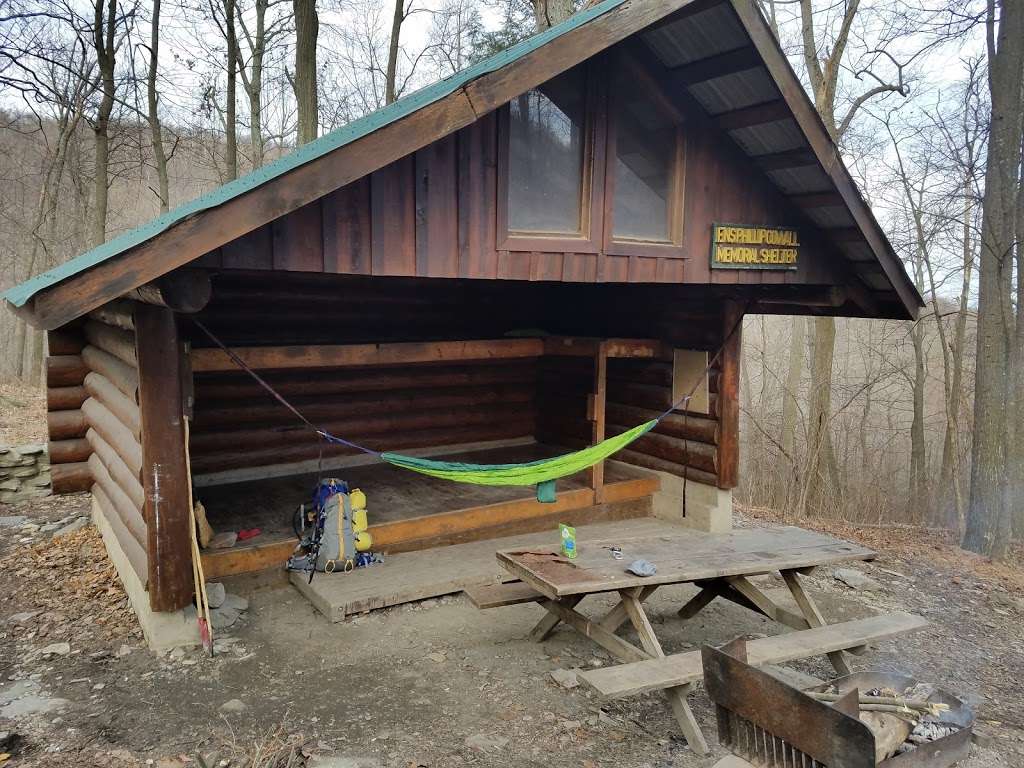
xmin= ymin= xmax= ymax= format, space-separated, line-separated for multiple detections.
xmin=307 ymin=758 xmax=382 ymax=768
xmin=549 ymin=668 xmax=579 ymax=689
xmin=465 ymin=733 xmax=509 ymax=753
xmin=833 ymin=568 xmax=882 ymax=591
xmin=205 ymin=581 xmax=227 ymax=609
xmin=218 ymin=698 xmax=248 ymax=714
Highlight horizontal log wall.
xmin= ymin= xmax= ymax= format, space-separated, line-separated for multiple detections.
xmin=536 ymin=352 xmax=724 ymax=487
xmin=46 ymin=327 xmax=90 ymax=493
xmin=189 ymin=359 xmax=539 ymax=475
xmin=78 ymin=306 xmax=149 ymax=587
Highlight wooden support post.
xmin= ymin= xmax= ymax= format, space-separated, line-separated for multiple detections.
xmin=717 ymin=301 xmax=743 ymax=489
xmin=589 ymin=341 xmax=608 ymax=502
xmin=619 ymin=589 xmax=710 ymax=755
xmin=781 ymin=569 xmax=854 ymax=675
xmin=134 ymin=304 xmax=194 ymax=613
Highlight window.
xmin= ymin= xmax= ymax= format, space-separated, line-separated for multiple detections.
xmin=497 ymin=55 xmax=685 ymax=257
xmin=608 ymin=71 xmax=683 ymax=248
xmin=502 ymin=66 xmax=594 ymax=242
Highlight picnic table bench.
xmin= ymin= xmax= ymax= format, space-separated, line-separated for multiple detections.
xmin=466 ymin=525 xmax=928 ymax=755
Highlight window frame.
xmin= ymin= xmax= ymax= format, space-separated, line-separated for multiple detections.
xmin=496 ymin=62 xmax=607 ymax=254
xmin=601 ymin=57 xmax=687 ymax=259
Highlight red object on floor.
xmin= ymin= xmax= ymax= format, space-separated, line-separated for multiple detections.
xmin=237 ymin=528 xmax=262 ymax=541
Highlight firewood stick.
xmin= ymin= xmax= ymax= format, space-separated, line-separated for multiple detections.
xmin=807 ymin=691 xmax=948 ymax=715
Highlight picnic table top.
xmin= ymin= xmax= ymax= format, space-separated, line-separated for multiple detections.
xmin=496 ymin=525 xmax=875 ymax=598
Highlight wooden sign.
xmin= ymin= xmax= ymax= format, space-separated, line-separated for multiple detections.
xmin=711 ymin=223 xmax=799 ymax=270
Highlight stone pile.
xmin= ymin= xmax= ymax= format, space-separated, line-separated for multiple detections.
xmin=0 ymin=444 xmax=50 ymax=504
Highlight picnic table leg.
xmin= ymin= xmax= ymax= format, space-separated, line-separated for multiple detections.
xmin=676 ymin=586 xmax=717 ymax=620
xmin=781 ymin=569 xmax=853 ymax=676
xmin=619 ymin=589 xmax=710 ymax=755
xmin=598 ymin=585 xmax=658 ymax=634
xmin=529 ymin=595 xmax=583 ymax=642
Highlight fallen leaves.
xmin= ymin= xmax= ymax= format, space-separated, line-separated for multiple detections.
xmin=0 ymin=525 xmax=141 ymax=643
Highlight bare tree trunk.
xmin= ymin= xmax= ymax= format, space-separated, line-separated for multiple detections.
xmin=294 ymin=0 xmax=318 ymax=145
xmin=804 ymin=316 xmax=839 ymax=511
xmin=963 ymin=0 xmax=1024 ymax=558
xmin=780 ymin=317 xmax=805 ymax=460
xmin=532 ymin=0 xmax=573 ymax=31
xmin=91 ymin=0 xmax=117 ymax=247
xmin=908 ymin=317 xmax=927 ymax=523
xmin=385 ymin=0 xmax=404 ymax=105
xmin=237 ymin=0 xmax=270 ymax=168
xmin=225 ymin=0 xmax=238 ymax=179
xmin=148 ymin=0 xmax=170 ymax=212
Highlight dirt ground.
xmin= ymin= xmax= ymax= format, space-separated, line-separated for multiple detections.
xmin=0 ymin=492 xmax=1021 ymax=767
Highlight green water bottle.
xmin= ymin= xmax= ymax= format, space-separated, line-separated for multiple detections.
xmin=559 ymin=523 xmax=577 ymax=559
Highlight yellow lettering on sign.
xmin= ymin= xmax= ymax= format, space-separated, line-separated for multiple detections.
xmin=712 ymin=224 xmax=800 ymax=269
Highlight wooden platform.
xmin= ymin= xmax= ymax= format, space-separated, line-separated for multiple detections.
xmin=199 ymin=443 xmax=659 ymax=578
xmin=292 ymin=517 xmax=683 ymax=621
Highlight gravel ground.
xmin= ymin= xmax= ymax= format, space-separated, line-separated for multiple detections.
xmin=0 ymin=492 xmax=1021 ymax=767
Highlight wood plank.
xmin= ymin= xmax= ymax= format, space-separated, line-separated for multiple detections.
xmin=415 ymin=135 xmax=458 ymax=277
xmin=578 ymin=612 xmax=929 ymax=699
xmin=465 ymin=580 xmax=543 ymax=609
xmin=782 ymin=569 xmax=853 ymax=675
xmin=81 ymin=346 xmax=138 ymax=400
xmin=457 ymin=114 xmax=498 ymax=279
xmin=498 ymin=526 xmax=874 ymax=597
xmin=47 ymin=386 xmax=87 ymax=411
xmin=371 ymin=156 xmax=416 ymax=276
xmin=272 ymin=199 xmax=324 ymax=272
xmin=221 ymin=224 xmax=273 ymax=269
xmin=46 ymin=355 xmax=87 ymax=387
xmin=134 ymin=305 xmax=193 ymax=613
xmin=92 ymin=484 xmax=148 ymax=587
xmin=541 ymin=598 xmax=649 ymax=662
xmin=288 ymin=517 xmax=680 ymax=620
xmin=88 ymin=299 xmax=135 ymax=330
xmin=47 ymin=409 xmax=87 ymax=440
xmin=715 ymin=99 xmax=790 ymax=130
xmin=619 ymin=589 xmax=709 ymax=754
xmin=670 ymin=45 xmax=761 ymax=83
xmin=50 ymin=462 xmax=91 ymax=493
xmin=82 ymin=398 xmax=143 ymax=476
xmin=190 ymin=339 xmax=545 ymax=372
xmin=201 ymin=476 xmax=657 ymax=578
xmin=717 ymin=301 xmax=742 ymax=488
xmin=590 ymin=341 xmax=607 ymax=501
xmin=88 ymin=453 xmax=146 ymax=546
xmin=47 ymin=329 xmax=84 ymax=356
xmin=48 ymin=438 xmax=91 ymax=465
xmin=322 ymin=178 xmax=372 ymax=274
xmin=86 ymin=428 xmax=146 ymax=510
xmin=84 ymin=371 xmax=141 ymax=437
xmin=83 ymin=320 xmax=137 ymax=367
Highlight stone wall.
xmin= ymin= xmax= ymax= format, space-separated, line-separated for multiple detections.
xmin=0 ymin=444 xmax=51 ymax=503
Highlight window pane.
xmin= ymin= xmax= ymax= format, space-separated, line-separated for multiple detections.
xmin=507 ymin=69 xmax=587 ymax=234
xmin=612 ymin=80 xmax=677 ymax=242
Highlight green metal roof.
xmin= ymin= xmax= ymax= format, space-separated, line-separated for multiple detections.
xmin=3 ymin=0 xmax=627 ymax=308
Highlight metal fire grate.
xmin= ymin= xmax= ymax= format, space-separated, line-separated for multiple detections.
xmin=701 ymin=640 xmax=974 ymax=768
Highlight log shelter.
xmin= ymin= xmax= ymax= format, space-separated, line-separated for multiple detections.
xmin=5 ymin=0 xmax=920 ymax=643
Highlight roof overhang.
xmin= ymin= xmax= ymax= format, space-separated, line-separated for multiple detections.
xmin=4 ymin=0 xmax=921 ymax=330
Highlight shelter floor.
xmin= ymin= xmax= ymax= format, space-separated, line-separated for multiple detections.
xmin=196 ymin=443 xmax=658 ymax=577
xmin=291 ymin=516 xmax=686 ymax=621
xmin=198 ymin=443 xmax=644 ymax=540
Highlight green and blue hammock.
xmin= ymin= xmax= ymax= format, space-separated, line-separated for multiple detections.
xmin=194 ymin=320 xmax=725 ymax=502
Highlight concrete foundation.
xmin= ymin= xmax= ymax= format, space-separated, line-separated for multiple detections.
xmin=91 ymin=496 xmax=199 ymax=651
xmin=610 ymin=461 xmax=732 ymax=533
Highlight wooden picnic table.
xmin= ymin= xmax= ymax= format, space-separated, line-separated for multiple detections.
xmin=486 ymin=525 xmax=886 ymax=755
